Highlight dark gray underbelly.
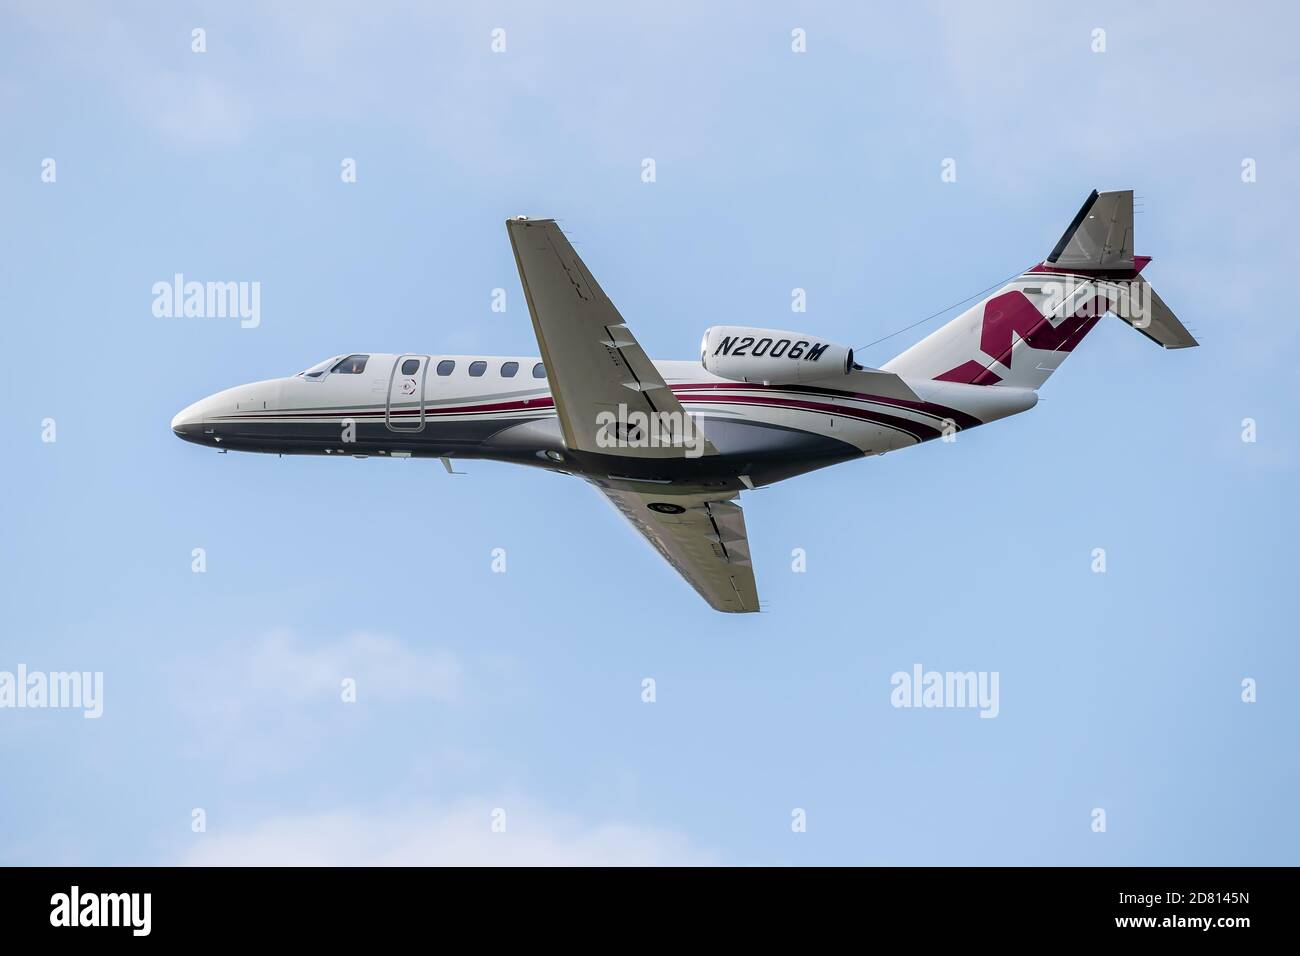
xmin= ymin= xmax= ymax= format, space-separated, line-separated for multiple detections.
xmin=189 ymin=414 xmax=868 ymax=487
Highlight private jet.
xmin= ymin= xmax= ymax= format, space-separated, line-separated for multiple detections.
xmin=172 ymin=190 xmax=1196 ymax=612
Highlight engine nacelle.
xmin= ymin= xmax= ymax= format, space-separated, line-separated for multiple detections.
xmin=700 ymin=326 xmax=856 ymax=384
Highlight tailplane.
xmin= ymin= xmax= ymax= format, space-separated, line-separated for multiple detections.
xmin=882 ymin=189 xmax=1197 ymax=390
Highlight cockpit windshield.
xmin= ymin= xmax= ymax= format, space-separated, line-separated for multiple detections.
xmin=330 ymin=354 xmax=369 ymax=374
xmin=297 ymin=356 xmax=342 ymax=379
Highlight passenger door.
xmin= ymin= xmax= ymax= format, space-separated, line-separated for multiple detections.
xmin=385 ymin=354 xmax=430 ymax=432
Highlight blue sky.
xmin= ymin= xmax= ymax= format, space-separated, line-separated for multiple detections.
xmin=1 ymin=0 xmax=1296 ymax=864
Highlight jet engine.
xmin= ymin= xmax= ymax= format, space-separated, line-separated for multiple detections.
xmin=700 ymin=326 xmax=858 ymax=384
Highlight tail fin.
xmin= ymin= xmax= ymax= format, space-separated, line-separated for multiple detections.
xmin=882 ymin=189 xmax=1197 ymax=390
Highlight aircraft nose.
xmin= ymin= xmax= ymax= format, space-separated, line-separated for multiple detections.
xmin=170 ymin=400 xmax=206 ymax=441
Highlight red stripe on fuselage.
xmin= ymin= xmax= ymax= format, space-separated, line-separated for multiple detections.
xmin=670 ymin=382 xmax=981 ymax=430
xmin=682 ymin=394 xmax=942 ymax=441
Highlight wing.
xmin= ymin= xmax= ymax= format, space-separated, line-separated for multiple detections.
xmin=506 ymin=217 xmax=714 ymax=458
xmin=595 ymin=484 xmax=759 ymax=613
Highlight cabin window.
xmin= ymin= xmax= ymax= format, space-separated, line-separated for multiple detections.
xmin=500 ymin=361 xmax=519 ymax=377
xmin=532 ymin=362 xmax=547 ymax=379
xmin=400 ymin=358 xmax=421 ymax=375
xmin=469 ymin=360 xmax=487 ymax=377
xmin=436 ymin=360 xmax=456 ymax=376
xmin=331 ymin=354 xmax=369 ymax=374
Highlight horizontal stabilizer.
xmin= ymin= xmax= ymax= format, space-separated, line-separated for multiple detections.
xmin=1115 ymin=278 xmax=1198 ymax=349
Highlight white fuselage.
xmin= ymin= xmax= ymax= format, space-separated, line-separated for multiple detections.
xmin=172 ymin=352 xmax=1037 ymax=492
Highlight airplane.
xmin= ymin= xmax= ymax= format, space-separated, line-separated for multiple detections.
xmin=172 ymin=189 xmax=1196 ymax=612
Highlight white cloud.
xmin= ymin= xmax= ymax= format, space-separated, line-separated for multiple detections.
xmin=146 ymin=73 xmax=252 ymax=148
xmin=6 ymin=1 xmax=746 ymax=171
xmin=182 ymin=800 xmax=721 ymax=866
xmin=170 ymin=630 xmax=464 ymax=774
xmin=9 ymin=1 xmax=253 ymax=149
xmin=245 ymin=630 xmax=461 ymax=703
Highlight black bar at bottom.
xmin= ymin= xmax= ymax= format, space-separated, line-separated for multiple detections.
xmin=0 ymin=866 xmax=1277 ymax=941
